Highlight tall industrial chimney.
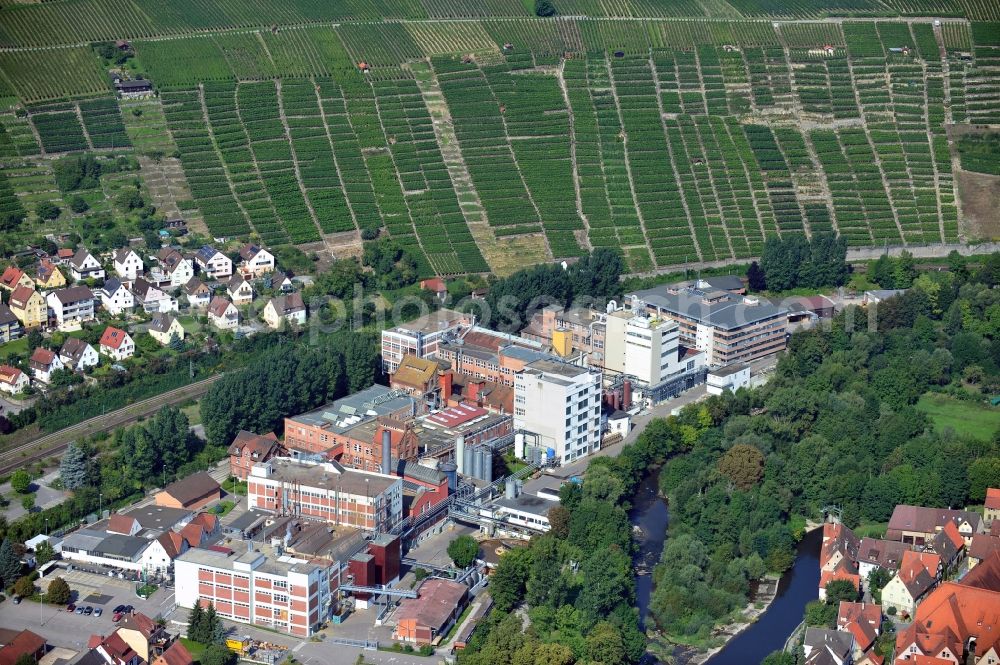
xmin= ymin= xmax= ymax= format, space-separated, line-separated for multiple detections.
xmin=381 ymin=429 xmax=392 ymax=475
xmin=455 ymin=435 xmax=466 ymax=475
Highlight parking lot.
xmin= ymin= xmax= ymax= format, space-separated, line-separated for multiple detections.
xmin=0 ymin=567 xmax=177 ymax=653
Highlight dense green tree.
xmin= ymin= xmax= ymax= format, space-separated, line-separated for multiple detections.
xmin=200 ymin=645 xmax=236 ymax=665
xmin=10 ymin=470 xmax=31 ymax=494
xmin=13 ymin=576 xmax=34 ymax=598
xmin=68 ymin=195 xmax=89 ymax=213
xmin=747 ymin=261 xmax=766 ymax=291
xmin=36 ymin=202 xmax=60 ymax=221
xmin=0 ymin=538 xmax=22 ymax=588
xmin=14 ymin=653 xmax=34 ymax=665
xmin=969 ymin=457 xmax=1000 ymax=501
xmin=824 ymin=579 xmax=859 ymax=604
xmin=187 ymin=603 xmax=206 ymax=642
xmin=718 ymin=443 xmax=765 ymax=490
xmin=535 ymin=0 xmax=555 ymax=15
xmin=868 ymin=567 xmax=892 ymax=604
xmin=586 ymin=621 xmax=627 ymax=665
xmin=34 ymin=540 xmax=55 ymax=566
xmin=490 ymin=547 xmax=531 ymax=613
xmin=44 ymin=577 xmax=70 ymax=604
xmin=547 ymin=505 xmax=570 ymax=539
xmin=447 ymin=535 xmax=479 ymax=568
xmin=762 ymin=651 xmax=796 ymax=665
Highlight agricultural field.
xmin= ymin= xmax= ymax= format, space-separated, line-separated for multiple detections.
xmin=0 ymin=12 xmax=997 ymax=275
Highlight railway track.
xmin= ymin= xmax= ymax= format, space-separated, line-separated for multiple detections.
xmin=0 ymin=374 xmax=223 ymax=475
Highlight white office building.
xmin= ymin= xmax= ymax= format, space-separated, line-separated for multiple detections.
xmin=603 ymin=311 xmax=682 ymax=386
xmin=514 ymin=359 xmax=602 ymax=465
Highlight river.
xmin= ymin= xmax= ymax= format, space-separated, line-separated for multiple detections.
xmin=630 ymin=467 xmax=823 ymax=665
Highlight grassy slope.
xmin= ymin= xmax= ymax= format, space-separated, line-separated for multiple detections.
xmin=916 ymin=393 xmax=1000 ymax=441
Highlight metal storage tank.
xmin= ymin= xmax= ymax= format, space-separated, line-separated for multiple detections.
xmin=441 ymin=462 xmax=458 ymax=493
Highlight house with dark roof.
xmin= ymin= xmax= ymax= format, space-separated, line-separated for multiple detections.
xmin=194 ymin=245 xmax=231 ymax=280
xmin=155 ymin=472 xmax=221 ymax=511
xmin=819 ymin=522 xmax=861 ymax=600
xmin=46 ymin=286 xmax=95 ymax=327
xmin=262 ymin=292 xmax=306 ymax=329
xmin=228 ymin=431 xmax=285 ymax=480
xmin=117 ymin=612 xmax=171 ymax=663
xmin=131 ymin=277 xmax=176 ymax=314
xmin=113 ymin=248 xmax=143 ymax=280
xmin=0 ymin=304 xmax=21 ymax=344
xmin=182 ymin=278 xmax=211 ymax=308
xmin=886 ymin=505 xmax=984 ymax=547
xmin=238 ymin=244 xmax=274 ymax=276
xmin=60 ymin=337 xmax=99 ymax=371
xmin=881 ymin=550 xmax=941 ymax=617
xmin=227 ymin=274 xmax=253 ymax=305
xmin=69 ymin=248 xmax=104 ymax=282
xmin=856 ymin=537 xmax=910 ymax=582
xmin=803 ymin=627 xmax=854 ymax=665
xmin=147 ymin=313 xmax=184 ymax=346
xmin=29 ymin=347 xmax=63 ymax=384
xmin=151 ymin=641 xmax=193 ymax=665
xmin=207 ymin=296 xmax=238 ymax=330
xmin=153 ymin=248 xmax=193 ymax=288
xmin=98 ymin=278 xmax=134 ymax=316
xmin=969 ymin=533 xmax=1000 ymax=569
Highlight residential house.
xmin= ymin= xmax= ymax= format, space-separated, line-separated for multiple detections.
xmin=968 ymin=533 xmax=1000 ymax=569
xmin=419 ymin=278 xmax=448 ymax=302
xmin=0 ymin=266 xmax=34 ymax=292
xmin=147 ymin=314 xmax=184 ymax=346
xmin=819 ymin=522 xmax=861 ymax=600
xmin=227 ymin=275 xmax=253 ymax=305
xmin=8 ymin=286 xmax=45 ymax=328
xmin=262 ymin=292 xmax=306 ymax=329
xmin=227 ymin=431 xmax=285 ymax=480
xmin=115 ymin=613 xmax=171 ymax=663
xmin=107 ymin=514 xmax=141 ymax=536
xmin=880 ymin=550 xmax=941 ymax=617
xmin=0 ymin=304 xmax=21 ymax=344
xmin=894 ymin=558 xmax=1000 ymax=665
xmin=35 ymin=260 xmax=65 ymax=290
xmin=238 ymin=244 xmax=274 ymax=276
xmin=69 ymin=249 xmax=104 ymax=282
xmin=925 ymin=521 xmax=965 ymax=573
xmin=28 ymin=347 xmax=63 ymax=384
xmin=131 ymin=278 xmax=176 ymax=314
xmin=0 ymin=366 xmax=28 ymax=395
xmin=53 ymin=248 xmax=75 ymax=265
xmin=985 ymin=488 xmax=1000 ymax=527
xmin=94 ymin=631 xmax=141 ymax=665
xmin=151 ymin=532 xmax=189 ymax=571
xmin=155 ymin=472 xmax=221 ymax=511
xmin=151 ymin=641 xmax=193 ymax=665
xmin=99 ymin=327 xmax=134 ymax=361
xmin=207 ymin=297 xmax=238 ymax=330
xmin=46 ymin=286 xmax=95 ymax=328
xmin=98 ymin=278 xmax=134 ymax=316
xmin=60 ymin=337 xmax=99 ymax=371
xmin=194 ymin=245 xmax=231 ymax=280
xmin=837 ymin=601 xmax=881 ymax=657
xmin=113 ymin=248 xmax=143 ymax=280
xmin=857 ymin=537 xmax=910 ymax=582
xmin=182 ymin=278 xmax=211 ymax=309
xmin=802 ymin=627 xmax=854 ymax=665
xmin=393 ymin=579 xmax=468 ymax=645
xmin=270 ymin=272 xmax=293 ymax=293
xmin=886 ymin=505 xmax=984 ymax=547
xmin=154 ymin=249 xmax=194 ymax=288
xmin=0 ymin=630 xmax=47 ymax=665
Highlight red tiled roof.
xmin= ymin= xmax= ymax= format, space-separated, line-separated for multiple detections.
xmin=207 ymin=296 xmax=234 ymax=317
xmin=157 ymin=531 xmax=187 ymax=559
xmin=87 ymin=634 xmax=103 ymax=649
xmin=180 ymin=523 xmax=205 ymax=546
xmin=9 ymin=285 xmax=36 ymax=309
xmin=189 ymin=512 xmax=218 ymax=532
xmin=107 ymin=514 xmax=138 ymax=535
xmin=100 ymin=327 xmax=129 ymax=349
xmin=100 ymin=631 xmax=136 ymax=661
xmin=420 ymin=278 xmax=446 ymax=293
xmin=155 ymin=641 xmax=194 ymax=665
xmin=118 ymin=612 xmax=158 ymax=639
xmin=962 ymin=550 xmax=1000 ymax=589
xmin=30 ymin=347 xmax=56 ymax=366
xmin=0 ymin=267 xmax=25 ymax=289
xmin=395 ymin=578 xmax=467 ymax=631
xmin=897 ymin=581 xmax=1000 ymax=663
xmin=0 ymin=366 xmax=24 ymax=385
xmin=0 ymin=630 xmax=45 ymax=665
xmin=986 ymin=488 xmax=1000 ymax=511
xmin=57 ymin=248 xmax=75 ymax=259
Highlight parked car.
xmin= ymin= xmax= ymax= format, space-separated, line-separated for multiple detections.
xmin=11 ymin=597 xmax=20 ymax=605
xmin=113 ymin=612 xmax=123 ymax=622
xmin=75 ymin=607 xmax=84 ymax=614
xmin=94 ymin=608 xmax=102 ymax=617
xmin=66 ymin=604 xmax=76 ymax=612
xmin=113 ymin=604 xmax=126 ymax=613
xmin=83 ymin=607 xmax=93 ymax=616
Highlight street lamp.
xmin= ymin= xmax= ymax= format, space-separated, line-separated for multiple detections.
xmin=45 ymin=517 xmax=49 ymax=536
xmin=99 ymin=493 xmax=103 ymax=518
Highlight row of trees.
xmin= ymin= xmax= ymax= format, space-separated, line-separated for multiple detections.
xmin=480 ymin=248 xmax=624 ymax=332
xmin=200 ymin=330 xmax=379 ymax=448
xmin=187 ymin=603 xmax=237 ymax=665
xmin=749 ymin=232 xmax=849 ymax=292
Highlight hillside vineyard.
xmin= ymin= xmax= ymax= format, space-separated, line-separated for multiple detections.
xmin=1 ymin=6 xmax=998 ymax=274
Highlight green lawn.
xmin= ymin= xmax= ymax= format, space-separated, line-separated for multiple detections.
xmin=0 ymin=336 xmax=29 ymax=359
xmin=179 ymin=638 xmax=205 ymax=662
xmin=916 ymin=393 xmax=1000 ymax=441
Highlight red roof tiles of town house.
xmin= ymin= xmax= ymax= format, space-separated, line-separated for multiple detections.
xmin=107 ymin=514 xmax=138 ymax=535
xmin=100 ymin=632 xmax=137 ymax=662
xmin=29 ymin=347 xmax=56 ymax=367
xmin=941 ymin=520 xmax=965 ymax=550
xmin=886 ymin=505 xmax=982 ymax=537
xmin=837 ymin=601 xmax=881 ymax=634
xmin=38 ymin=259 xmax=58 ymax=279
xmin=395 ymin=578 xmax=467 ymax=630
xmin=962 ymin=550 xmax=1000 ymax=589
xmin=156 ymin=641 xmax=194 ymax=665
xmin=227 ymin=430 xmax=279 ymax=455
xmin=207 ymin=296 xmax=233 ymax=318
xmin=157 ymin=531 xmax=187 ymax=559
xmin=906 ymin=656 xmax=958 ymax=665
xmin=820 ymin=567 xmax=860 ymax=593
xmin=100 ymin=327 xmax=129 ymax=349
xmin=821 ymin=522 xmax=860 ymax=567
xmin=0 ymin=366 xmax=22 ymax=384
xmin=118 ymin=612 xmax=158 ymax=638
xmin=899 ymin=582 xmax=1000 ymax=660
xmin=190 ymin=512 xmax=218 ymax=532
xmin=57 ymin=248 xmax=74 ymax=260
xmin=0 ymin=630 xmax=45 ymax=665
xmin=87 ymin=635 xmax=103 ymax=649
xmin=843 ymin=620 xmax=877 ymax=652
xmin=986 ymin=488 xmax=1000 ymax=510
xmin=9 ymin=285 xmax=35 ymax=309
xmin=0 ymin=267 xmax=25 ymax=289
xmin=180 ymin=523 xmax=205 ymax=546
xmin=420 ymin=278 xmax=446 ymax=293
